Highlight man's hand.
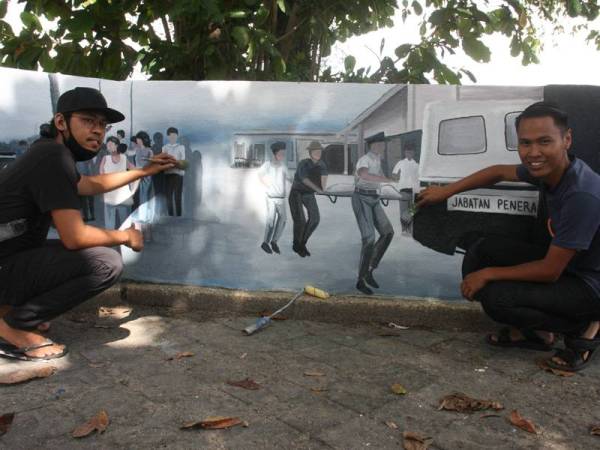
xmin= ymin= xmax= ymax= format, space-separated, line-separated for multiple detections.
xmin=416 ymin=185 xmax=452 ymax=207
xmin=143 ymin=153 xmax=177 ymax=176
xmin=461 ymin=269 xmax=490 ymax=301
xmin=124 ymin=224 xmax=144 ymax=252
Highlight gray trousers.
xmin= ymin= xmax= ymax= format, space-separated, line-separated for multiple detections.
xmin=351 ymin=192 xmax=394 ymax=280
xmin=264 ymin=197 xmax=286 ymax=244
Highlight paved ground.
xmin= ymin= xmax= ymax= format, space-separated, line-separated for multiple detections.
xmin=1 ymin=304 xmax=599 ymax=449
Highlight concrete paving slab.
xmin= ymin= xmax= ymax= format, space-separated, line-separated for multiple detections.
xmin=1 ymin=308 xmax=599 ymax=449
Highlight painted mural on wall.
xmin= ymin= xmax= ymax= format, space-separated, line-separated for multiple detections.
xmin=4 ymin=67 xmax=595 ymax=299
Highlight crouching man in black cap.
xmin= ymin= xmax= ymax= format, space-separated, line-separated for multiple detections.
xmin=0 ymin=87 xmax=176 ymax=361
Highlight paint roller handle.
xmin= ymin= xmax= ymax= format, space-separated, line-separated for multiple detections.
xmin=304 ymin=285 xmax=330 ymax=299
xmin=243 ymin=316 xmax=271 ymax=335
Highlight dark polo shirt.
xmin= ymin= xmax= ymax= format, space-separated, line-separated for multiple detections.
xmin=517 ymin=157 xmax=600 ymax=298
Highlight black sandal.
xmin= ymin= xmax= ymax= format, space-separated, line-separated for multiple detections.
xmin=545 ymin=335 xmax=600 ymax=372
xmin=486 ymin=327 xmax=554 ymax=351
xmin=0 ymin=339 xmax=68 ymax=361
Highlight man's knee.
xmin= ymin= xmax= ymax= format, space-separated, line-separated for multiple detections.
xmin=478 ymin=284 xmax=514 ymax=322
xmin=88 ymin=247 xmax=124 ymax=284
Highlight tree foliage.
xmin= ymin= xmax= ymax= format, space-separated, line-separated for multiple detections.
xmin=0 ymin=0 xmax=598 ymax=84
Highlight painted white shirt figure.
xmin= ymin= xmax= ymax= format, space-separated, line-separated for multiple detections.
xmin=258 ymin=160 xmax=288 ymax=198
xmin=355 ymin=151 xmax=383 ymax=191
xmin=393 ymin=157 xmax=420 ymax=192
xmin=162 ymin=142 xmax=185 ymax=175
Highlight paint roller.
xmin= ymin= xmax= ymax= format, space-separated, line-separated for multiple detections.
xmin=243 ymin=285 xmax=330 ymax=335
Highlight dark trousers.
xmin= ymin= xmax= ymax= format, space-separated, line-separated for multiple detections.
xmin=463 ymin=237 xmax=600 ymax=335
xmin=0 ymin=241 xmax=123 ymax=330
xmin=165 ymin=174 xmax=183 ymax=217
xmin=288 ymin=189 xmax=320 ymax=246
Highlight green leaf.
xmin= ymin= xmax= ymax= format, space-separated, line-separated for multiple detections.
xmin=567 ymin=0 xmax=582 ymax=18
xmin=277 ymin=0 xmax=286 ymax=13
xmin=228 ymin=10 xmax=248 ymax=19
xmin=0 ymin=1 xmax=7 ymax=19
xmin=20 ymin=11 xmax=41 ymax=31
xmin=68 ymin=14 xmax=95 ymax=35
xmin=272 ymin=56 xmax=286 ymax=77
xmin=394 ymin=43 xmax=412 ymax=59
xmin=412 ymin=1 xmax=423 ymax=15
xmin=344 ymin=54 xmax=356 ymax=72
xmin=379 ymin=37 xmax=385 ymax=55
xmin=231 ymin=26 xmax=250 ymax=48
xmin=460 ymin=68 xmax=477 ymax=83
xmin=462 ymin=36 xmax=490 ymax=62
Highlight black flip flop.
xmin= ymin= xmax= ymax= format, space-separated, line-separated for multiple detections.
xmin=486 ymin=327 xmax=554 ymax=352
xmin=0 ymin=339 xmax=68 ymax=361
xmin=545 ymin=335 xmax=600 ymax=372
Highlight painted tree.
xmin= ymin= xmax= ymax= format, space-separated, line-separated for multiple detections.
xmin=0 ymin=0 xmax=598 ymax=83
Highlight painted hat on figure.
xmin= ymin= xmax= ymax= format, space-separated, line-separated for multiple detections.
xmin=56 ymin=87 xmax=125 ymax=123
xmin=271 ymin=141 xmax=286 ymax=153
xmin=365 ymin=131 xmax=385 ymax=144
xmin=306 ymin=140 xmax=323 ymax=152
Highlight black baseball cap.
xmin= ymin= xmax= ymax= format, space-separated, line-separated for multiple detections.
xmin=365 ymin=131 xmax=385 ymax=144
xmin=56 ymin=87 xmax=125 ymax=123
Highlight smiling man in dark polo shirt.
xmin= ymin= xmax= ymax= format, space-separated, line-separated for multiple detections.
xmin=0 ymin=87 xmax=176 ymax=361
xmin=418 ymin=102 xmax=600 ymax=372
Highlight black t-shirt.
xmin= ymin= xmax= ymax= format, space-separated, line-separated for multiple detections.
xmin=291 ymin=158 xmax=328 ymax=193
xmin=0 ymin=138 xmax=81 ymax=259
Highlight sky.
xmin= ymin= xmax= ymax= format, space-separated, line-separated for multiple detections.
xmin=4 ymin=1 xmax=600 ymax=85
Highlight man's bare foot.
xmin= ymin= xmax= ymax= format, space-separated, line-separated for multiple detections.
xmin=0 ymin=319 xmax=65 ymax=359
xmin=37 ymin=322 xmax=51 ymax=332
xmin=489 ymin=327 xmax=554 ymax=345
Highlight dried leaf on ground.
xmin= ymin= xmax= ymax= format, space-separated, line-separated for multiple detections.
xmin=72 ymin=410 xmax=110 ymax=438
xmin=226 ymin=378 xmax=260 ymax=390
xmin=391 ymin=383 xmax=408 ymax=395
xmin=590 ymin=424 xmax=600 ymax=436
xmin=0 ymin=413 xmax=15 ymax=436
xmin=508 ymin=410 xmax=537 ymax=434
xmin=536 ymin=358 xmax=576 ymax=378
xmin=181 ymin=416 xmax=243 ymax=430
xmin=0 ymin=366 xmax=56 ymax=385
xmin=167 ymin=352 xmax=195 ymax=361
xmin=438 ymin=392 xmax=503 ymax=412
xmin=98 ymin=306 xmax=132 ymax=319
xmin=480 ymin=413 xmax=502 ymax=419
xmin=304 ymin=370 xmax=325 ymax=377
xmin=310 ymin=387 xmax=328 ymax=393
xmin=403 ymin=431 xmax=431 ymax=450
xmin=384 ymin=420 xmax=398 ymax=429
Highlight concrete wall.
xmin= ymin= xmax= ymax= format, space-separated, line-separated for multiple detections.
xmin=0 ymin=67 xmax=557 ymax=301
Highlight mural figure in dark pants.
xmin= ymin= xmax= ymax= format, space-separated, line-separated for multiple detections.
xmin=352 ymin=132 xmax=395 ymax=295
xmin=258 ymin=142 xmax=292 ymax=254
xmin=162 ymin=127 xmax=185 ymax=216
xmin=288 ymin=141 xmax=328 ymax=257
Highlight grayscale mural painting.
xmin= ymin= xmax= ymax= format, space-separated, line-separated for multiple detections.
xmin=3 ymin=66 xmax=570 ymax=299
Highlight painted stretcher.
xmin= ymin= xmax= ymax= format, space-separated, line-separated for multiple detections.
xmin=317 ymin=183 xmax=411 ymax=206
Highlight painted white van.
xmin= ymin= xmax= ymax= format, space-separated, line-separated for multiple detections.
xmin=414 ymin=99 xmax=547 ymax=255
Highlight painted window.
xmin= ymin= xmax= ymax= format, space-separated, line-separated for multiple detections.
xmin=505 ymin=112 xmax=521 ymax=151
xmin=438 ymin=116 xmax=486 ymax=155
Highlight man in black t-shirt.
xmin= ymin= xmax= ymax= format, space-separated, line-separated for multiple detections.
xmin=288 ymin=141 xmax=328 ymax=257
xmin=0 ymin=87 xmax=176 ymax=361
